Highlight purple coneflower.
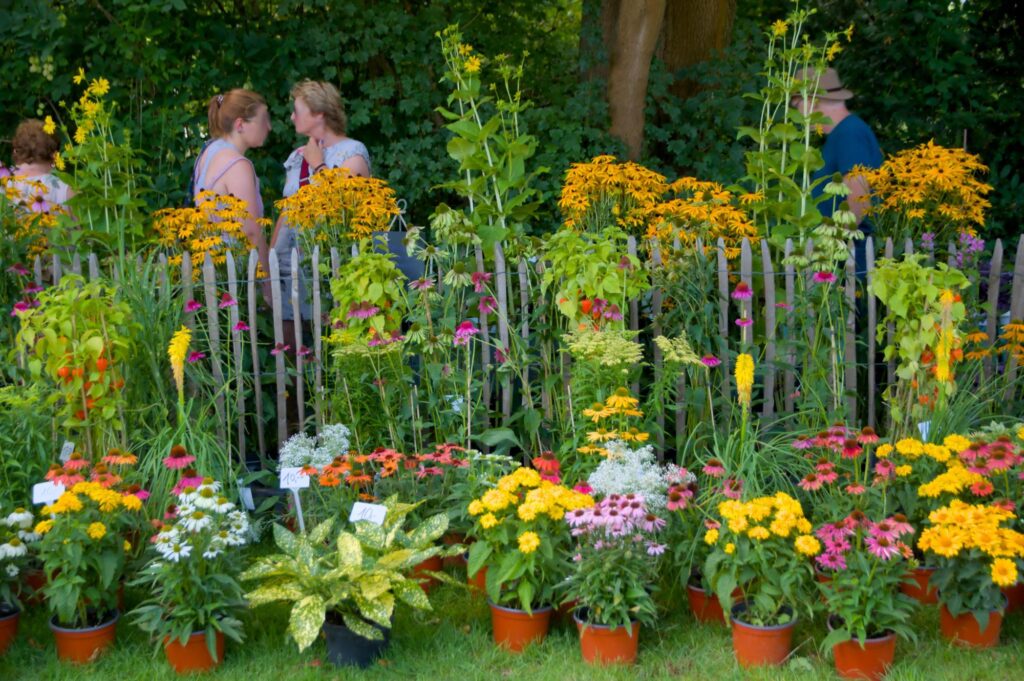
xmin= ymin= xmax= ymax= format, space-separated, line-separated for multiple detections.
xmin=218 ymin=293 xmax=237 ymax=309
xmin=701 ymin=355 xmax=721 ymax=368
xmin=270 ymin=343 xmax=291 ymax=356
xmin=478 ymin=296 xmax=497 ymax=315
xmin=731 ymin=282 xmax=753 ymax=300
xmin=453 ymin=320 xmax=479 ymax=346
xmin=185 ymin=299 xmax=202 ymax=312
xmin=735 ymin=317 xmax=753 ymax=327
xmin=232 ymin=321 xmax=250 ymax=333
xmin=471 ymin=271 xmax=492 ymax=293
xmin=865 ymin=535 xmax=901 ymax=561
xmin=812 ymin=271 xmax=837 ymax=285
xmin=347 ymin=302 xmax=380 ymax=319
xmin=409 ymin=277 xmax=435 ymax=292
xmin=6 ymin=263 xmax=30 ymax=277
xmin=187 ymin=351 xmax=206 ymax=363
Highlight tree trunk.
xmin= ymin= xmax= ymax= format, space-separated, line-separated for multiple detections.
xmin=659 ymin=0 xmax=737 ymax=100
xmin=607 ymin=0 xmax=666 ymax=161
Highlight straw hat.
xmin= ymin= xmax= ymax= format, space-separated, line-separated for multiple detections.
xmin=796 ymin=67 xmax=854 ymax=101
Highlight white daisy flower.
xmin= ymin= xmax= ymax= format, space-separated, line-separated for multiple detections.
xmin=5 ymin=564 xmax=19 ymax=577
xmin=166 ymin=542 xmax=192 ymax=563
xmin=18 ymin=530 xmax=41 ymax=543
xmin=180 ymin=510 xmax=212 ymax=533
xmin=6 ymin=509 xmax=34 ymax=529
xmin=0 ymin=541 xmax=27 ymax=558
xmin=213 ymin=497 xmax=235 ymax=514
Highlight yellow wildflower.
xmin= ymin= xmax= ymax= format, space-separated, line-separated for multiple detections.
xmin=724 ymin=543 xmax=735 ymax=555
xmin=468 ymin=500 xmax=484 ymax=516
xmin=704 ymin=529 xmax=719 ymax=545
xmin=479 ymin=513 xmax=498 ymax=529
xmin=517 ymin=531 xmax=540 ymax=554
xmin=87 ymin=522 xmax=107 ymax=540
xmin=795 ymin=535 xmax=821 ymax=556
xmin=735 ymin=354 xmax=754 ymax=408
xmin=168 ymin=326 xmax=191 ymax=401
xmin=771 ymin=20 xmax=788 ymax=38
xmin=464 ymin=56 xmax=482 ymax=74
xmin=991 ymin=558 xmax=1017 ymax=588
xmin=73 ymin=67 xmax=86 ymax=84
xmin=43 ymin=116 xmax=56 ymax=135
xmin=895 ymin=465 xmax=913 ymax=477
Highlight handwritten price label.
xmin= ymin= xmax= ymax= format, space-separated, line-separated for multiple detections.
xmin=349 ymin=502 xmax=386 ymax=526
xmin=59 ymin=441 xmax=75 ymax=463
xmin=279 ymin=467 xmax=310 ymax=490
xmin=237 ymin=478 xmax=256 ymax=511
xmin=33 ymin=481 xmax=65 ymax=505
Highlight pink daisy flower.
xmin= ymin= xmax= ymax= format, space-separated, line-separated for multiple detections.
xmin=701 ymin=355 xmax=721 ymax=368
xmin=865 ymin=535 xmax=901 ymax=561
xmin=163 ymin=446 xmax=196 ymax=470
xmin=799 ymin=473 xmax=823 ymax=491
xmin=735 ymin=317 xmax=753 ymax=327
xmin=185 ymin=299 xmax=202 ymax=312
xmin=812 ymin=271 xmax=837 ymax=285
xmin=731 ymin=282 xmax=753 ymax=300
xmin=841 ymin=439 xmax=863 ymax=459
xmin=218 ymin=293 xmax=237 ymax=308
xmin=471 ymin=271 xmax=492 ymax=293
xmin=845 ymin=484 xmax=866 ymax=495
xmin=702 ymin=459 xmax=726 ymax=477
xmin=232 ymin=321 xmax=250 ymax=333
xmin=187 ymin=351 xmax=206 ymax=363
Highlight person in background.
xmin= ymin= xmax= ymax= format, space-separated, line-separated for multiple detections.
xmin=191 ymin=89 xmax=273 ymax=290
xmin=7 ymin=118 xmax=74 ymax=209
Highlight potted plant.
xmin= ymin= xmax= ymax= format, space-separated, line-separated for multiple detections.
xmin=129 ymin=477 xmax=251 ymax=674
xmin=918 ymin=499 xmax=1024 ymax=647
xmin=1 ymin=505 xmax=39 ymax=655
xmin=816 ymin=513 xmax=918 ymax=680
xmin=704 ymin=492 xmax=819 ymax=667
xmin=466 ymin=466 xmax=594 ymax=651
xmin=241 ymin=498 xmax=455 ymax=668
xmin=562 ymin=494 xmax=666 ymax=665
xmin=34 ymin=480 xmax=143 ymax=663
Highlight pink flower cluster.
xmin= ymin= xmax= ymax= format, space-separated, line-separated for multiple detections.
xmin=584 ymin=298 xmax=624 ymax=322
xmin=565 ymin=494 xmax=667 ymax=556
xmin=453 ymin=320 xmax=479 ymax=346
xmin=958 ymin=437 xmax=1022 ymax=476
xmin=814 ymin=513 xmax=914 ymax=571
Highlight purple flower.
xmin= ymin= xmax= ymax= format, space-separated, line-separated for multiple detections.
xmin=471 ymin=271 xmax=492 ymax=293
xmin=232 ymin=321 xmax=250 ymax=333
xmin=409 ymin=277 xmax=435 ymax=292
xmin=22 ymin=284 xmax=44 ymax=295
xmin=920 ymin=232 xmax=936 ymax=251
xmin=11 ymin=300 xmax=39 ymax=316
xmin=494 ymin=346 xmax=508 ymax=364
xmin=731 ymin=282 xmax=753 ymax=300
xmin=0 ymin=165 xmax=11 ymax=179
xmin=29 ymin=195 xmax=51 ymax=214
xmin=187 ymin=351 xmax=206 ymax=363
xmin=701 ymin=355 xmax=721 ymax=368
xmin=735 ymin=317 xmax=753 ymax=327
xmin=812 ymin=271 xmax=837 ymax=285
xmin=478 ymin=295 xmax=497 ymax=315
xmin=602 ymin=304 xmax=623 ymax=322
xmin=218 ymin=293 xmax=237 ymax=309
xmin=453 ymin=320 xmax=479 ymax=346
xmin=6 ymin=263 xmax=29 ymax=277
xmin=646 ymin=542 xmax=667 ymax=556
xmin=617 ymin=256 xmax=634 ymax=271
xmin=297 ymin=345 xmax=313 ymax=358
xmin=185 ymin=299 xmax=202 ymax=312
xmin=816 ymin=551 xmax=847 ymax=571
xmin=347 ymin=302 xmax=380 ymax=320
xmin=271 ymin=343 xmax=291 ymax=356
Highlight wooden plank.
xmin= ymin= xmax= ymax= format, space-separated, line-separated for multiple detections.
xmin=904 ymin=238 xmax=914 ymax=257
xmin=52 ymin=253 xmax=62 ymax=285
xmin=984 ymin=239 xmax=1003 ymax=380
xmin=157 ymin=253 xmax=169 ymax=303
xmin=87 ymin=253 xmax=99 ymax=280
xmin=885 ymin=238 xmax=895 ymax=391
xmin=225 ymin=251 xmax=246 ymax=461
xmin=716 ymin=238 xmax=731 ymax=405
xmin=650 ymin=240 xmax=665 ymax=455
xmin=474 ymin=246 xmax=492 ymax=431
xmin=330 ymin=247 xmax=340 ymax=278
xmin=269 ymin=249 xmax=288 ymax=446
xmin=628 ymin=236 xmax=640 ymax=397
xmin=783 ymin=239 xmax=796 ymax=413
xmin=180 ymin=252 xmax=193 ymax=315
xmin=844 ymin=242 xmax=857 ymax=423
xmin=865 ymin=237 xmax=877 ymax=428
xmin=71 ymin=252 xmax=81 ymax=276
xmin=1003 ymin=238 xmax=1024 ymax=396
xmin=247 ymin=250 xmax=266 ymax=458
xmin=290 ymin=248 xmax=305 ymax=430
xmin=535 ymin=260 xmax=552 ymax=420
xmin=312 ymin=246 xmax=324 ymax=432
xmin=202 ymin=254 xmax=227 ymax=445
xmin=33 ymin=256 xmax=43 ymax=287
xmin=739 ymin=239 xmax=753 ymax=348
xmin=493 ymin=242 xmax=512 ymax=419
xmin=760 ymin=239 xmax=776 ymax=418
xmin=517 ymin=259 xmax=530 ymax=341
xmin=947 ymin=240 xmax=957 ymax=268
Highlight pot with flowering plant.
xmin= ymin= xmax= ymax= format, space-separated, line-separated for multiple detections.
xmin=561 ymin=494 xmax=666 ymax=665
xmin=129 ymin=476 xmax=251 ymax=674
xmin=815 ymin=513 xmax=918 ymax=681
xmin=791 ymin=424 xmax=887 ymax=524
xmin=917 ymin=500 xmax=1024 ymax=647
xmin=704 ymin=492 xmax=820 ymax=667
xmin=1 ymin=505 xmax=38 ymax=654
xmin=466 ymin=466 xmax=594 ymax=651
xmin=34 ymin=480 xmax=144 ymax=662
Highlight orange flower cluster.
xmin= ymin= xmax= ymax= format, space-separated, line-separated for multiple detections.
xmin=152 ymin=191 xmax=257 ymax=274
xmin=648 ymin=178 xmax=759 ymax=259
xmin=276 ymin=167 xmax=399 ymax=245
xmin=558 ymin=155 xmax=667 ymax=234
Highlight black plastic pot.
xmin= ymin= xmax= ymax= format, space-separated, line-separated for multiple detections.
xmin=322 ymin=614 xmax=390 ymax=668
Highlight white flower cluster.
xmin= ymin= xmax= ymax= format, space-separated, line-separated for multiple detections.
xmin=587 ymin=441 xmax=677 ymax=511
xmin=153 ymin=479 xmax=250 ymax=564
xmin=278 ymin=423 xmax=351 ymax=470
xmin=1 ymin=508 xmax=38 ymax=566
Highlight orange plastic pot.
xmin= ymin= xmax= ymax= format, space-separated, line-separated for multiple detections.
xmin=729 ymin=603 xmax=795 ymax=667
xmin=939 ymin=603 xmax=1004 ymax=648
xmin=488 ymin=601 xmax=552 ymax=652
xmin=829 ymin=618 xmax=896 ymax=681
xmin=0 ymin=607 xmax=19 ymax=655
xmin=50 ymin=609 xmax=119 ymax=663
xmin=164 ymin=630 xmax=224 ymax=674
xmin=573 ymin=611 xmax=639 ymax=665
xmin=686 ymin=582 xmax=742 ymax=625
xmin=412 ymin=555 xmax=443 ymax=593
xmin=900 ymin=566 xmax=937 ymax=604
xmin=461 ymin=554 xmax=487 ymax=591
xmin=1003 ymin=580 xmax=1024 ymax=614
xmin=442 ymin=532 xmax=467 ymax=568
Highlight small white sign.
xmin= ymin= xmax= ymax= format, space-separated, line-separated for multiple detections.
xmin=59 ymin=441 xmax=75 ymax=463
xmin=349 ymin=502 xmax=387 ymax=526
xmin=237 ymin=479 xmax=256 ymax=511
xmin=33 ymin=481 xmax=65 ymax=505
xmin=279 ymin=467 xmax=310 ymax=490
xmin=918 ymin=421 xmax=931 ymax=443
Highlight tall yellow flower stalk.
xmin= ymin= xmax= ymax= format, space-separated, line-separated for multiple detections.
xmin=735 ymin=353 xmax=755 ymax=409
xmin=168 ymin=326 xmax=191 ymax=409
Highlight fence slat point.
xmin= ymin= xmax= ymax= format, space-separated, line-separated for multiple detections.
xmin=985 ymin=240 xmax=1003 ymax=380
xmin=247 ymin=250 xmax=266 ymax=458
xmin=71 ymin=252 xmax=81 ymax=276
xmin=33 ymin=256 xmax=43 ymax=287
xmin=52 ymin=253 xmax=62 ymax=285
xmin=474 ymin=246 xmax=492 ymax=435
xmin=87 ymin=253 xmax=99 ymax=280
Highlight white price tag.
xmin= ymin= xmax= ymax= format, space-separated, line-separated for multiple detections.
xmin=279 ymin=467 xmax=310 ymax=490
xmin=237 ymin=478 xmax=256 ymax=511
xmin=918 ymin=421 xmax=931 ymax=443
xmin=33 ymin=481 xmax=65 ymax=505
xmin=59 ymin=441 xmax=75 ymax=463
xmin=349 ymin=502 xmax=387 ymax=526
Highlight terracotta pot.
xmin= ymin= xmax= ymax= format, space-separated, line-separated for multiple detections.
xmin=829 ymin=617 xmax=896 ymax=681
xmin=461 ymin=554 xmax=487 ymax=591
xmin=729 ymin=603 xmax=796 ymax=668
xmin=411 ymin=555 xmax=444 ymax=593
xmin=573 ymin=610 xmax=639 ymax=665
xmin=553 ymin=599 xmax=579 ymax=627
xmin=164 ymin=629 xmax=224 ymax=674
xmin=686 ymin=582 xmax=742 ymax=625
xmin=488 ymin=601 xmax=552 ymax=652
xmin=900 ymin=566 xmax=937 ymax=604
xmin=1003 ymin=580 xmax=1024 ymax=614
xmin=0 ymin=607 xmax=19 ymax=655
xmin=442 ymin=532 xmax=467 ymax=568
xmin=939 ymin=602 xmax=1004 ymax=648
xmin=50 ymin=609 xmax=119 ymax=663
xmin=23 ymin=568 xmax=47 ymax=606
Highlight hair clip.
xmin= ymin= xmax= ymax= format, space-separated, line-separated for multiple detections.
xmin=217 ymin=94 xmax=224 ymax=106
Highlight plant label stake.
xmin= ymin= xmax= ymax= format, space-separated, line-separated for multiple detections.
xmin=918 ymin=421 xmax=931 ymax=442
xmin=279 ymin=467 xmax=310 ymax=533
xmin=349 ymin=502 xmax=386 ymax=526
xmin=33 ymin=481 xmax=65 ymax=505
xmin=59 ymin=441 xmax=75 ymax=463
xmin=237 ymin=477 xmax=256 ymax=511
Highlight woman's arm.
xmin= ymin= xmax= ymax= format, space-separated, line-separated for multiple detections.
xmin=338 ymin=154 xmax=370 ymax=178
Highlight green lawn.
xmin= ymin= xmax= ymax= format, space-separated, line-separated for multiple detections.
xmin=3 ymin=577 xmax=1022 ymax=681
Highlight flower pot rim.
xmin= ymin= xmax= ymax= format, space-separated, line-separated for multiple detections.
xmin=0 ymin=604 xmax=20 ymax=620
xmin=937 ymin=592 xmax=1009 ymax=615
xmin=826 ymin=614 xmax=896 ymax=643
xmin=571 ymin=608 xmax=638 ymax=631
xmin=49 ymin=608 xmax=120 ymax=633
xmin=730 ymin=602 xmax=796 ymax=630
xmin=487 ymin=600 xmax=553 ymax=615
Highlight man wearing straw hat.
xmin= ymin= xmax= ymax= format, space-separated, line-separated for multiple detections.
xmin=792 ymin=67 xmax=882 ymax=275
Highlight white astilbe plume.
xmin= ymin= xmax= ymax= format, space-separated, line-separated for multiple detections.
xmin=278 ymin=423 xmax=352 ymax=471
xmin=587 ymin=441 xmax=673 ymax=511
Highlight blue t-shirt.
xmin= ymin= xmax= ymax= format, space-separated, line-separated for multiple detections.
xmin=812 ymin=114 xmax=882 ymax=231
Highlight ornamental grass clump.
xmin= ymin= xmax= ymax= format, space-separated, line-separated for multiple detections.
xmin=562 ymin=494 xmax=666 ymax=630
xmin=815 ymin=513 xmax=919 ymax=648
xmin=917 ymin=500 xmax=1024 ymax=630
xmin=466 ymin=467 xmax=593 ymax=612
xmin=704 ymin=492 xmax=819 ymax=626
xmin=130 ymin=476 xmax=251 ymax=658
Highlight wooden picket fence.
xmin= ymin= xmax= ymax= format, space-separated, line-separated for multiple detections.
xmin=30 ymin=234 xmax=1024 ymax=458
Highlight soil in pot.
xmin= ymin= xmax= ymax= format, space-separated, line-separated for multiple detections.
xmin=729 ymin=603 xmax=796 ymax=668
xmin=828 ymin=616 xmax=896 ymax=681
xmin=50 ymin=608 xmax=119 ymax=664
xmin=322 ymin=612 xmax=390 ymax=668
xmin=573 ymin=608 xmax=639 ymax=665
xmin=164 ymin=629 xmax=225 ymax=674
xmin=0 ymin=606 xmax=19 ymax=655
xmin=489 ymin=601 xmax=552 ymax=652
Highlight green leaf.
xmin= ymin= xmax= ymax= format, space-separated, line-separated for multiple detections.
xmin=394 ymin=579 xmax=431 ymax=610
xmin=355 ymin=591 xmax=394 ymax=629
xmin=336 ymin=532 xmax=362 ymax=569
xmin=342 ymin=613 xmax=383 ymax=641
xmin=246 ymin=583 xmax=304 ymax=606
xmin=308 ymin=517 xmax=335 ymax=545
xmin=273 ymin=523 xmax=299 ymax=553
xmin=288 ymin=595 xmax=326 ymax=651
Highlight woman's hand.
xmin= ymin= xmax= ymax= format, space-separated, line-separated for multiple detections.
xmin=302 ymin=137 xmax=324 ymax=171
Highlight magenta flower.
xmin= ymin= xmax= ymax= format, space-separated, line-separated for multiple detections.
xmin=617 ymin=255 xmax=634 ymax=271
xmin=347 ymin=302 xmax=380 ymax=320
xmin=409 ymin=277 xmax=435 ymax=292
xmin=868 ymin=520 xmax=902 ymax=542
xmin=841 ymin=439 xmax=863 ymax=459
xmin=816 ymin=551 xmax=847 ymax=571
xmin=171 ymin=475 xmax=204 ymax=495
xmin=874 ymin=459 xmax=895 ymax=479
xmin=22 ymin=284 xmax=43 ymax=295
xmin=187 ymin=351 xmax=206 ymax=363
xmin=702 ymin=459 xmax=726 ymax=478
xmin=792 ymin=437 xmax=814 ymax=450
xmin=573 ymin=483 xmax=593 ymax=495
xmin=721 ymin=478 xmax=743 ymax=499
xmin=297 ymin=345 xmax=313 ymax=358
xmin=471 ymin=271 xmax=492 ymax=293
xmin=731 ymin=282 xmax=753 ymax=300
xmin=129 ymin=489 xmax=151 ymax=501
xmin=163 ymin=451 xmax=196 ymax=470
xmin=6 ymin=263 xmax=30 ymax=277
xmin=271 ymin=343 xmax=291 ymax=356
xmin=812 ymin=271 xmax=837 ymax=285
xmin=478 ymin=295 xmax=497 ymax=315
xmin=185 ymin=299 xmax=202 ymax=312
xmin=453 ymin=320 xmax=479 ymax=346
xmin=735 ymin=317 xmax=753 ymax=328
xmin=232 ymin=321 xmax=250 ymax=333
xmin=494 ymin=346 xmax=508 ymax=364
xmin=775 ymin=302 xmax=794 ymax=311
xmin=602 ymin=304 xmax=623 ymax=322
xmin=857 ymin=426 xmax=880 ymax=444
xmin=701 ymin=355 xmax=721 ymax=368
xmin=219 ymin=292 xmax=237 ymax=309
xmin=799 ymin=473 xmax=823 ymax=491
xmin=865 ymin=535 xmax=901 ymax=561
